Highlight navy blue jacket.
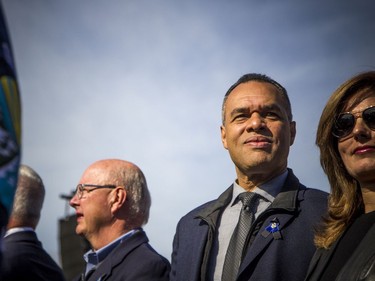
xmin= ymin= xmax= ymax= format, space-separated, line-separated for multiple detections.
xmin=170 ymin=169 xmax=328 ymax=281
xmin=1 ymin=230 xmax=66 ymax=281
xmin=73 ymin=229 xmax=170 ymax=281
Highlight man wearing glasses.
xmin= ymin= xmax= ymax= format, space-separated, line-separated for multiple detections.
xmin=69 ymin=159 xmax=170 ymax=281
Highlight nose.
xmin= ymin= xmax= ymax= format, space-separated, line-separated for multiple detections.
xmin=69 ymin=193 xmax=79 ymax=208
xmin=352 ymin=117 xmax=371 ymax=140
xmin=246 ymin=113 xmax=265 ymax=131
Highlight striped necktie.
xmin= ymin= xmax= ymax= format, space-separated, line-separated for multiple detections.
xmin=222 ymin=192 xmax=259 ymax=281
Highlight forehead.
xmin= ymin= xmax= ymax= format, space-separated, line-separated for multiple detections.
xmin=225 ymin=81 xmax=286 ymax=109
xmin=80 ymin=165 xmax=108 ymax=184
xmin=343 ymin=90 xmax=375 ymax=111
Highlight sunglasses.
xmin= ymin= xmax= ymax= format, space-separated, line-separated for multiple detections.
xmin=332 ymin=105 xmax=375 ymax=138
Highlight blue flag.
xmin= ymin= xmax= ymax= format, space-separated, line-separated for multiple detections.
xmin=0 ymin=3 xmax=21 ymax=228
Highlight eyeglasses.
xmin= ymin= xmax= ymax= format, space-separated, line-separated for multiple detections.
xmin=74 ymin=184 xmax=117 ymax=199
xmin=332 ymin=105 xmax=375 ymax=138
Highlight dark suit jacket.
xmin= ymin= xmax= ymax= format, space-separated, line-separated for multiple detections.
xmin=170 ymin=169 xmax=328 ymax=281
xmin=1 ymin=230 xmax=66 ymax=281
xmin=73 ymin=229 xmax=170 ymax=281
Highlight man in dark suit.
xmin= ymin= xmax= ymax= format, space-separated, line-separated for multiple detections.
xmin=1 ymin=165 xmax=65 ymax=281
xmin=170 ymin=73 xmax=328 ymax=281
xmin=69 ymin=159 xmax=170 ymax=281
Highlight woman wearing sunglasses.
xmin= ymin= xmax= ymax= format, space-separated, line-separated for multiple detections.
xmin=304 ymin=71 xmax=375 ymax=281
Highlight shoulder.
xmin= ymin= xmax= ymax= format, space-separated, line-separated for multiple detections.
xmin=134 ymin=240 xmax=170 ymax=265
xmin=104 ymin=236 xmax=170 ymax=280
xmin=298 ymin=186 xmax=328 ymax=204
xmin=2 ymin=231 xmax=39 ymax=257
xmin=0 ymin=249 xmax=64 ymax=281
xmin=295 ymin=187 xmax=328 ymax=224
xmin=181 ymin=200 xmax=216 ymax=219
xmin=178 ymin=185 xmax=233 ymax=223
xmin=127 ymin=244 xmax=171 ymax=274
xmin=114 ymin=231 xmax=170 ymax=269
xmin=175 ymin=198 xmax=221 ymax=233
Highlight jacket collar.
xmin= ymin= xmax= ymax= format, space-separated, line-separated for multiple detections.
xmin=195 ymin=185 xmax=233 ymax=224
xmin=268 ymin=169 xmax=300 ymax=211
xmin=87 ymin=229 xmax=148 ymax=281
xmin=196 ymin=168 xmax=300 ymax=223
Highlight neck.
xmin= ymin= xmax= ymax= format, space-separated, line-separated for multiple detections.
xmin=88 ymin=225 xmax=130 ymax=251
xmin=236 ymin=168 xmax=286 ymax=191
xmin=7 ymin=218 xmax=36 ymax=230
xmin=361 ymin=185 xmax=375 ymax=213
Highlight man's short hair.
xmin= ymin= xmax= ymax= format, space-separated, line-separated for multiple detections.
xmin=116 ymin=164 xmax=151 ymax=228
xmin=222 ymin=73 xmax=293 ymax=124
xmin=11 ymin=165 xmax=45 ymax=226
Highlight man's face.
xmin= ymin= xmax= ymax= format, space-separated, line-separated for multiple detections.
xmin=221 ymin=81 xmax=296 ymax=183
xmin=69 ymin=165 xmax=114 ymax=243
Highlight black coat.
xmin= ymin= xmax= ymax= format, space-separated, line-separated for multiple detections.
xmin=304 ymin=222 xmax=375 ymax=281
xmin=1 ymin=230 xmax=66 ymax=281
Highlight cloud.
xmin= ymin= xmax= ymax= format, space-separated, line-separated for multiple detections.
xmin=2 ymin=0 xmax=374 ymax=263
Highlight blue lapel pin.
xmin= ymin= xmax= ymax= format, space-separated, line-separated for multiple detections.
xmin=261 ymin=217 xmax=282 ymax=239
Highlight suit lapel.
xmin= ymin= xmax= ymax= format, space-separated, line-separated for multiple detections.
xmin=194 ymin=223 xmax=211 ymax=280
xmin=237 ymin=172 xmax=301 ymax=278
xmin=195 ymin=185 xmax=233 ymax=280
xmin=238 ymin=213 xmax=295 ymax=276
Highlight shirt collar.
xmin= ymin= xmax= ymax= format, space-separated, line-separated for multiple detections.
xmin=232 ymin=170 xmax=288 ymax=204
xmin=4 ymin=227 xmax=35 ymax=238
xmin=84 ymin=228 xmax=140 ymax=272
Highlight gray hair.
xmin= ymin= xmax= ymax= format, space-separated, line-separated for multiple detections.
xmin=115 ymin=164 xmax=151 ymax=227
xmin=11 ymin=164 xmax=45 ymax=227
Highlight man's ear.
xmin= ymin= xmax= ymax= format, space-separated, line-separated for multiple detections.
xmin=290 ymin=121 xmax=296 ymax=146
xmin=221 ymin=125 xmax=228 ymax=150
xmin=110 ymin=187 xmax=127 ymax=213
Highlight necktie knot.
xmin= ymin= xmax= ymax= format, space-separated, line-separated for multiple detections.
xmin=238 ymin=192 xmax=258 ymax=211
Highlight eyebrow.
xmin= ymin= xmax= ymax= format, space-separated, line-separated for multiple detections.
xmin=229 ymin=104 xmax=282 ymax=119
xmin=229 ymin=107 xmax=249 ymax=118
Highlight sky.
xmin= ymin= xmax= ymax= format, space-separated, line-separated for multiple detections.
xmin=1 ymin=0 xmax=375 ymax=265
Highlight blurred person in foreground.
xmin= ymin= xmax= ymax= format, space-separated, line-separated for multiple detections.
xmin=1 ymin=164 xmax=65 ymax=281
xmin=304 ymin=71 xmax=375 ymax=281
xmin=170 ymin=73 xmax=328 ymax=281
xmin=69 ymin=159 xmax=170 ymax=281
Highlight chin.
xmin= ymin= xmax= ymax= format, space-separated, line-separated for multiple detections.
xmin=75 ymin=227 xmax=84 ymax=236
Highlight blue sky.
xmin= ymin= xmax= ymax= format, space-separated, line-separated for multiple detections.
xmin=2 ymin=0 xmax=375 ymax=263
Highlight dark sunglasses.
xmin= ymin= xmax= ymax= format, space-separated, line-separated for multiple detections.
xmin=332 ymin=105 xmax=375 ymax=138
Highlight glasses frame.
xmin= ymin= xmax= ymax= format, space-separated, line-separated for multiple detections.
xmin=74 ymin=184 xmax=117 ymax=199
xmin=332 ymin=105 xmax=375 ymax=139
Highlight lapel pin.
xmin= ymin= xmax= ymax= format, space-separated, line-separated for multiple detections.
xmin=261 ymin=217 xmax=282 ymax=239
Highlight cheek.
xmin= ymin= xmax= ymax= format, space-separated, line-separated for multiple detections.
xmin=228 ymin=125 xmax=246 ymax=140
xmin=84 ymin=205 xmax=110 ymax=230
xmin=338 ymin=144 xmax=352 ymax=169
xmin=273 ymin=126 xmax=291 ymax=146
xmin=338 ymin=142 xmax=348 ymax=158
xmin=83 ymin=201 xmax=110 ymax=219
